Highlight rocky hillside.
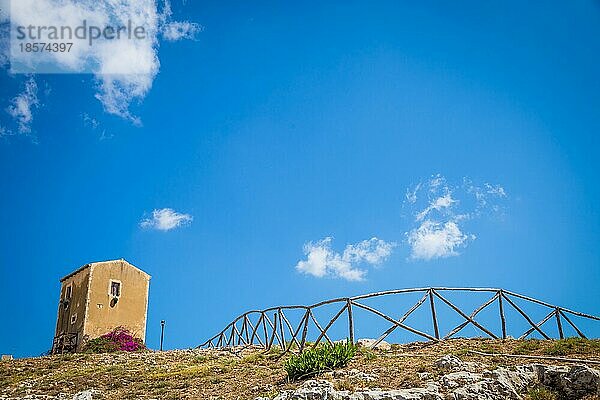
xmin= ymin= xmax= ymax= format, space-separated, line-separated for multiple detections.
xmin=2 ymin=338 xmax=600 ymax=399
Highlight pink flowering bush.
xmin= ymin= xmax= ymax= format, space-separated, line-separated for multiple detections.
xmin=82 ymin=326 xmax=146 ymax=353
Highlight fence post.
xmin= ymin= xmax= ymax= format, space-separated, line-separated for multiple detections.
xmin=498 ymin=290 xmax=507 ymax=339
xmin=300 ymin=310 xmax=310 ymax=352
xmin=347 ymin=299 xmax=354 ymax=344
xmin=555 ymin=308 xmax=564 ymax=339
xmin=429 ymin=289 xmax=440 ymax=340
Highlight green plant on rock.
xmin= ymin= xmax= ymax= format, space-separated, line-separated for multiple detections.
xmin=284 ymin=340 xmax=357 ymax=381
xmin=526 ymin=387 xmax=558 ymax=400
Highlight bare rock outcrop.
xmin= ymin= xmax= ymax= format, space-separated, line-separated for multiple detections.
xmin=535 ymin=364 xmax=600 ymax=399
xmin=257 ymin=356 xmax=600 ymax=400
xmin=257 ymin=380 xmax=443 ymax=400
xmin=356 ymin=339 xmax=392 ymax=352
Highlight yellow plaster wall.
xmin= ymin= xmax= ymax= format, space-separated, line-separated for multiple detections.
xmin=83 ymin=260 xmax=150 ymax=342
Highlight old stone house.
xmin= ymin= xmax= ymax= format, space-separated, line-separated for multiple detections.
xmin=52 ymin=259 xmax=150 ymax=353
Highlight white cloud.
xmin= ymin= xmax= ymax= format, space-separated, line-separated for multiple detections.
xmin=140 ymin=208 xmax=193 ymax=231
xmin=94 ymin=73 xmax=156 ymax=125
xmin=6 ymin=77 xmax=39 ymax=134
xmin=5 ymin=0 xmax=199 ymax=123
xmin=428 ymin=174 xmax=446 ymax=193
xmin=82 ymin=112 xmax=113 ymax=140
xmin=464 ymin=178 xmax=507 ymax=210
xmin=415 ymin=192 xmax=456 ymax=222
xmin=407 ymin=220 xmax=473 ymax=261
xmin=82 ymin=113 xmax=100 ymax=129
xmin=485 ymin=183 xmax=507 ymax=197
xmin=296 ymin=237 xmax=394 ymax=281
xmin=162 ymin=21 xmax=202 ymax=41
xmin=404 ymin=175 xmax=507 ymax=261
xmin=405 ymin=183 xmax=421 ymax=204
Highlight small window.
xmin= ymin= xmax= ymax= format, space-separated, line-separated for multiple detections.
xmin=70 ymin=313 xmax=77 ymax=324
xmin=110 ymin=280 xmax=121 ymax=297
xmin=65 ymin=284 xmax=72 ymax=300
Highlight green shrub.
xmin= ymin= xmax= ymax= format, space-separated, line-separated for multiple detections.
xmin=526 ymin=387 xmax=557 ymax=400
xmin=284 ymin=340 xmax=357 ymax=381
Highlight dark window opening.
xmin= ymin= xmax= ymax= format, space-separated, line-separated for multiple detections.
xmin=110 ymin=281 xmax=121 ymax=297
xmin=65 ymin=285 xmax=72 ymax=299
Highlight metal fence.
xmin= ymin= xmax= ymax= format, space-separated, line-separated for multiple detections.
xmin=198 ymin=287 xmax=600 ymax=355
xmin=51 ymin=332 xmax=78 ymax=354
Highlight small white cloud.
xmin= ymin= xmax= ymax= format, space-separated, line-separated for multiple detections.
xmin=82 ymin=112 xmax=113 ymax=140
xmin=6 ymin=77 xmax=39 ymax=134
xmin=162 ymin=21 xmax=203 ymax=41
xmin=405 ymin=183 xmax=421 ymax=204
xmin=416 ymin=192 xmax=457 ymax=222
xmin=99 ymin=130 xmax=114 ymax=141
xmin=296 ymin=237 xmax=394 ymax=281
xmin=464 ymin=179 xmax=507 ymax=211
xmin=485 ymin=183 xmax=507 ymax=197
xmin=407 ymin=220 xmax=473 ymax=261
xmin=343 ymin=238 xmax=396 ymax=265
xmin=140 ymin=208 xmax=193 ymax=231
xmin=428 ymin=174 xmax=446 ymax=193
xmin=82 ymin=113 xmax=100 ymax=129
xmin=93 ymin=71 xmax=157 ymax=126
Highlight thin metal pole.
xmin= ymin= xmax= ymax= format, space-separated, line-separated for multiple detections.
xmin=160 ymin=320 xmax=165 ymax=351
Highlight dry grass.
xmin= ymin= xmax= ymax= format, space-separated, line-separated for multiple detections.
xmin=1 ymin=338 xmax=600 ymax=399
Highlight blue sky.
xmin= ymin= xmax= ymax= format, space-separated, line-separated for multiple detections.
xmin=1 ymin=1 xmax=600 ymax=357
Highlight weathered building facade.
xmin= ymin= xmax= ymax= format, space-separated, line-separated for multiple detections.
xmin=52 ymin=259 xmax=150 ymax=353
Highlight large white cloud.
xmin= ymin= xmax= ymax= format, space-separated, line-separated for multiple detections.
xmin=3 ymin=0 xmax=198 ymax=124
xmin=296 ymin=237 xmax=395 ymax=281
xmin=407 ymin=220 xmax=472 ymax=261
